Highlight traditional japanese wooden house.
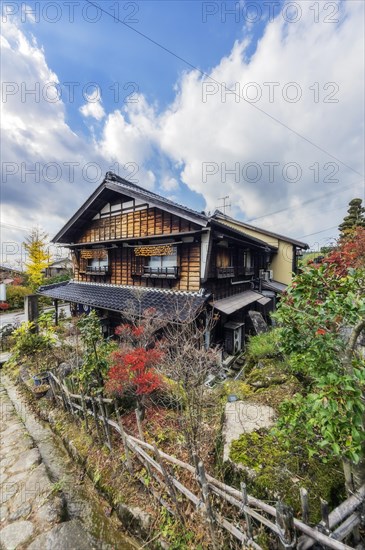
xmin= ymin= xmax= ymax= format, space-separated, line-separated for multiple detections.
xmin=38 ymin=172 xmax=308 ymax=353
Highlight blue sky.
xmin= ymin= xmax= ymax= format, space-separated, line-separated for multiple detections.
xmin=1 ymin=1 xmax=364 ymax=264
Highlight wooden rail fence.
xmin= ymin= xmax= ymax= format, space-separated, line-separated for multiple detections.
xmin=48 ymin=372 xmax=364 ymax=550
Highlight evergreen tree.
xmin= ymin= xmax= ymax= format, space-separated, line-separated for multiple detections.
xmin=339 ymin=198 xmax=365 ymax=238
xmin=24 ymin=228 xmax=51 ymax=290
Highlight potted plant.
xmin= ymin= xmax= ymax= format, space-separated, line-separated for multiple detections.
xmin=33 ymin=371 xmax=50 ymax=386
xmin=33 ymin=384 xmax=50 ymax=399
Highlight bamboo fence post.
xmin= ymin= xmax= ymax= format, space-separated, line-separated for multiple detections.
xmin=81 ymin=393 xmax=89 ymax=432
xmin=59 ymin=379 xmax=68 ymax=411
xmin=135 ymin=409 xmax=153 ymax=479
xmin=240 ymin=482 xmax=253 ymax=540
xmin=135 ymin=408 xmax=144 ymax=441
xmin=64 ymin=379 xmax=75 ymax=416
xmin=320 ymin=498 xmax=330 ymax=533
xmin=48 ymin=375 xmax=57 ymax=403
xmin=300 ymin=488 xmax=309 ymax=524
xmin=114 ymin=402 xmax=133 ymax=474
xmin=276 ymin=501 xmax=296 ymax=549
xmin=153 ymin=443 xmax=185 ymax=524
xmin=98 ymin=394 xmax=112 ymax=450
xmin=197 ymin=460 xmax=219 ymax=550
xmin=91 ymin=396 xmax=103 ymax=443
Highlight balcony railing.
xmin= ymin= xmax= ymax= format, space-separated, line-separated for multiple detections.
xmin=133 ymin=266 xmax=180 ymax=279
xmin=84 ymin=266 xmax=110 ymax=275
xmin=217 ymin=266 xmax=235 ymax=278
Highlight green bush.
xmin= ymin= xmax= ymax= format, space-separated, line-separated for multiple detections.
xmin=44 ymin=273 xmax=71 ymax=285
xmin=246 ymin=329 xmax=281 ymax=361
xmin=5 ymin=285 xmax=32 ymax=309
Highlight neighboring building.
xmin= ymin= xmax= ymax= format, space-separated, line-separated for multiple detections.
xmin=44 ymin=257 xmax=73 ymax=278
xmin=0 ymin=265 xmax=24 ymax=284
xmin=38 ymin=172 xmax=308 ymax=353
xmin=211 ymin=211 xmax=307 ymax=286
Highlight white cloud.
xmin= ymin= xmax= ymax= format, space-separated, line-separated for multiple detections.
xmin=80 ymin=101 xmax=105 ymax=121
xmin=79 ymin=88 xmax=105 ymax=120
xmin=1 ymin=0 xmax=364 ymax=257
xmin=161 ymin=176 xmax=179 ymax=191
xmin=153 ymin=0 xmax=364 ymax=245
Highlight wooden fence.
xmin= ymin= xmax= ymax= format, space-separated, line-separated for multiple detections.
xmin=48 ymin=372 xmax=364 ymax=550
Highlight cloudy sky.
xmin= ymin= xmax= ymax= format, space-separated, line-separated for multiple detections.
xmin=1 ymin=0 xmax=364 ymax=266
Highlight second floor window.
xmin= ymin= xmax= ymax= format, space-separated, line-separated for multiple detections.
xmin=147 ymin=247 xmax=177 ymax=271
xmin=87 ymin=257 xmax=109 ymax=272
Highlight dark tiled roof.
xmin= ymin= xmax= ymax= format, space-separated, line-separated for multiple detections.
xmin=38 ymin=281 xmax=207 ymax=321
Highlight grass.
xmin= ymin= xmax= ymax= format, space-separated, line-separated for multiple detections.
xmin=246 ymin=328 xmax=281 ymax=361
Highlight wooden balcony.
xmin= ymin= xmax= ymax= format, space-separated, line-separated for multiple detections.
xmin=133 ymin=266 xmax=180 ymax=279
xmin=84 ymin=266 xmax=110 ymax=276
xmin=217 ymin=266 xmax=235 ymax=279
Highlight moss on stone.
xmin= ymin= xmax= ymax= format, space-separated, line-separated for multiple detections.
xmin=229 ymin=428 xmax=345 ymax=522
xmin=221 ymin=380 xmax=254 ymax=401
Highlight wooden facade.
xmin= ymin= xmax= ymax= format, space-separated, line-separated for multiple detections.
xmin=51 ymin=173 xmax=308 ymax=317
xmin=70 ymin=205 xmax=202 ymax=292
xmin=76 ymin=206 xmax=200 ymax=244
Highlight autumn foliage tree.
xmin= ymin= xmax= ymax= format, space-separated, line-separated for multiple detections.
xmin=324 ymin=226 xmax=365 ymax=276
xmin=24 ymin=228 xmax=51 ymax=290
xmin=105 ymin=319 xmax=163 ymax=419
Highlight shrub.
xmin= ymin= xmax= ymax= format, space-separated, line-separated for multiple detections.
xmin=5 ymin=285 xmax=32 ymax=309
xmin=246 ymin=329 xmax=281 ymax=361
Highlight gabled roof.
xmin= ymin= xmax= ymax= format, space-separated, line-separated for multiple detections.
xmin=212 ymin=211 xmax=309 ymax=249
xmin=53 ymin=172 xmax=208 ymax=244
xmin=38 ymin=281 xmax=207 ymax=321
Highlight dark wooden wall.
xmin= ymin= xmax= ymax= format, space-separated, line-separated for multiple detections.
xmin=76 ymin=206 xmax=200 ymax=243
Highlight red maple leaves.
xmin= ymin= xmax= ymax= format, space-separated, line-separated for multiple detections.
xmin=325 ymin=227 xmax=365 ymax=276
xmin=106 ymin=324 xmax=163 ymax=398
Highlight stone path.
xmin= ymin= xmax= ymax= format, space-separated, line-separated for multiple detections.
xmin=0 ymin=376 xmax=137 ymax=550
xmin=0 ymin=382 xmax=65 ymax=549
xmin=0 ymin=379 xmax=125 ymax=550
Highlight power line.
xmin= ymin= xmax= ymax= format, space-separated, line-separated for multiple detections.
xmin=246 ymin=180 xmax=363 ymax=224
xmin=86 ymin=0 xmax=365 ymax=180
xmin=0 ymin=222 xmax=31 ymax=232
xmin=297 ymin=225 xmax=338 ymax=239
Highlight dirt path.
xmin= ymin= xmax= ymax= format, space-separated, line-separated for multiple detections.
xmin=0 ymin=374 xmax=139 ymax=549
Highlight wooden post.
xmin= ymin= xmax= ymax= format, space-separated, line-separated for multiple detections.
xmin=54 ymin=299 xmax=59 ymax=326
xmin=81 ymin=394 xmax=89 ymax=432
xmin=240 ymin=482 xmax=253 ymax=539
xmin=65 ymin=380 xmax=75 ymax=416
xmin=135 ymin=408 xmax=144 ymax=441
xmin=48 ymin=375 xmax=57 ymax=403
xmin=276 ymin=501 xmax=296 ymax=549
xmin=91 ymin=397 xmax=103 ymax=444
xmin=114 ymin=402 xmax=133 ymax=474
xmin=320 ymin=498 xmax=330 ymax=533
xmin=197 ymin=460 xmax=218 ymax=550
xmin=98 ymin=395 xmax=112 ymax=450
xmin=300 ymin=488 xmax=309 ymax=524
xmin=24 ymin=294 xmax=39 ymax=328
xmin=59 ymin=380 xmax=68 ymax=411
xmin=153 ymin=443 xmax=184 ymax=524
